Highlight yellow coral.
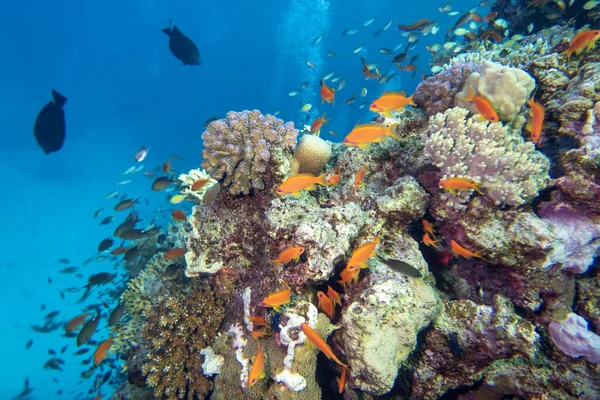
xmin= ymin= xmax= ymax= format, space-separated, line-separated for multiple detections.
xmin=293 ymin=134 xmax=332 ymax=174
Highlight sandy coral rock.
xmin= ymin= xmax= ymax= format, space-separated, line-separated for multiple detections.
xmin=414 ymin=62 xmax=480 ymax=116
xmin=455 ymin=60 xmax=535 ymax=124
xmin=341 ymin=272 xmax=441 ymax=395
xmin=266 ymin=196 xmax=366 ymax=284
xmin=202 ymin=110 xmax=298 ymax=195
xmin=375 ymin=176 xmax=429 ymax=223
xmin=293 ymin=134 xmax=332 ymax=174
xmin=576 ymin=275 xmax=600 ymax=332
xmin=424 ymin=107 xmax=551 ymax=208
xmin=411 ymin=295 xmax=539 ymax=400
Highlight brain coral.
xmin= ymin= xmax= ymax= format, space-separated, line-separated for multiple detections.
xmin=292 ymin=133 xmax=332 ymax=174
xmin=424 ymin=107 xmax=550 ymax=208
xmin=201 ymin=110 xmax=298 ymax=195
xmin=455 ymin=60 xmax=535 ymax=125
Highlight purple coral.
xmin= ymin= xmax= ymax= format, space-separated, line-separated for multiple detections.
xmin=413 ymin=62 xmax=479 ymax=116
xmin=549 ymin=313 xmax=600 ymax=364
xmin=202 ymin=110 xmax=298 ymax=195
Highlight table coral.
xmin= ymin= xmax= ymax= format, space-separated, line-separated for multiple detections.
xmin=202 ymin=110 xmax=298 ymax=195
xmin=424 ymin=107 xmax=551 ymax=209
xmin=141 ymin=279 xmax=225 ymax=400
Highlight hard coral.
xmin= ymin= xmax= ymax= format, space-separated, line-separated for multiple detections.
xmin=549 ymin=313 xmax=600 ymax=364
xmin=202 ymin=110 xmax=298 ymax=195
xmin=292 ymin=133 xmax=332 ymax=174
xmin=178 ymin=168 xmax=220 ymax=205
xmin=142 ymin=279 xmax=225 ymax=400
xmin=424 ymin=107 xmax=550 ymax=209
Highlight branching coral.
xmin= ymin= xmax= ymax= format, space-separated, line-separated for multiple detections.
xmin=178 ymin=168 xmax=220 ymax=205
xmin=424 ymin=107 xmax=550 ymax=208
xmin=201 ymin=110 xmax=298 ymax=195
xmin=142 ymin=279 xmax=225 ymax=400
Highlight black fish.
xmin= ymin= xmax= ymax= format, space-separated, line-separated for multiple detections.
xmin=59 ymin=267 xmax=78 ymax=274
xmin=13 ymin=377 xmax=33 ymax=398
xmin=74 ymin=348 xmax=90 ymax=355
xmin=48 ymin=349 xmax=56 ymax=355
xmin=98 ymin=238 xmax=114 ymax=252
xmin=108 ymin=303 xmax=125 ymax=326
xmin=34 ymin=89 xmax=67 ymax=154
xmin=163 ymin=20 xmax=201 ymax=65
xmin=44 ymin=358 xmax=63 ymax=371
xmin=45 ymin=310 xmax=60 ymax=319
xmin=26 ymin=339 xmax=33 ymax=349
xmin=84 ymin=272 xmax=116 ymax=288
xmin=379 ymin=258 xmax=423 ymax=278
xmin=77 ymin=316 xmax=100 ymax=346
xmin=204 ymin=116 xmax=220 ymax=127
xmin=99 ymin=216 xmax=114 ymax=225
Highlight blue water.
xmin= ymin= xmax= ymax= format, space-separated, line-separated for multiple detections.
xmin=0 ymin=0 xmax=476 ymax=397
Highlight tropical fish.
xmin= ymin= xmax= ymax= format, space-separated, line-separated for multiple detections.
xmin=347 ymin=237 xmax=380 ymax=270
xmin=343 ymin=123 xmax=401 ymax=149
xmin=113 ymin=198 xmax=138 ymax=211
xmin=248 ymin=340 xmax=265 ymax=386
xmin=320 ymin=79 xmax=336 ymax=104
xmin=450 ymin=240 xmax=486 ymax=260
xmin=191 ymin=178 xmax=210 ymax=191
xmin=84 ymin=273 xmax=116 ymax=288
xmin=301 ymin=103 xmax=312 ymax=112
xmin=327 ymin=285 xmax=342 ymax=306
xmin=13 ymin=377 xmax=33 ymax=399
xmin=526 ymin=97 xmax=545 ymax=144
xmin=93 ymin=208 xmax=102 ymax=219
xmin=204 ymin=116 xmax=220 ymax=127
xmin=133 ymin=146 xmax=149 ymax=162
xmin=301 ymin=323 xmax=348 ymax=368
xmin=108 ymin=303 xmax=125 ymax=326
xmin=311 ymin=113 xmax=330 ymax=133
xmin=260 ymin=282 xmax=291 ymax=312
xmin=110 ymin=247 xmax=129 ymax=255
xmin=97 ymin=238 xmax=113 ymax=252
xmin=276 ymin=173 xmax=328 ymax=196
xmin=162 ymin=20 xmax=201 ymax=65
xmin=66 ymin=312 xmax=91 ymax=335
xmin=246 ymin=315 xmax=267 ymax=326
xmin=460 ymin=87 xmax=499 ymax=122
xmin=59 ymin=266 xmax=78 ymax=274
xmin=250 ymin=328 xmax=270 ymax=339
xmin=325 ymin=171 xmax=341 ymax=186
xmin=164 ymin=247 xmax=187 ymax=259
xmin=151 ymin=176 xmax=174 ymax=191
xmin=369 ymin=92 xmax=416 ymax=117
xmin=439 ymin=177 xmax=483 ymax=194
xmin=422 ymin=219 xmax=436 ymax=238
xmin=77 ymin=315 xmax=100 ymax=346
xmin=338 ymin=366 xmax=347 ymax=393
xmin=171 ymin=210 xmax=187 ymax=222
xmin=270 ymin=246 xmax=305 ymax=266
xmin=94 ymin=335 xmax=114 ymax=365
xmin=124 ymin=244 xmax=144 ymax=262
xmin=34 ymin=89 xmax=67 ymax=154
xmin=379 ymin=258 xmax=423 ymax=277
xmin=354 ymin=165 xmax=367 ymax=187
xmin=342 ymin=28 xmax=359 ymax=36
xmin=317 ymin=291 xmax=335 ymax=319
xmin=169 ymin=194 xmax=186 ymax=204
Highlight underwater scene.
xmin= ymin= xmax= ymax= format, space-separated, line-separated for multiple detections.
xmin=3 ymin=0 xmax=600 ymax=398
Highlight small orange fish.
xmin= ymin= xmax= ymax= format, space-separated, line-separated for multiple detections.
xmin=162 ymin=158 xmax=173 ymax=173
xmin=110 ymin=247 xmax=129 ymax=255
xmin=450 ymin=240 xmax=486 ymax=260
xmin=247 ymin=315 xmax=267 ymax=326
xmin=191 ymin=179 xmax=210 ymax=191
xmin=461 ymin=87 xmax=499 ymax=122
xmin=347 ymin=236 xmax=380 ymax=269
xmin=301 ymin=323 xmax=348 ymax=368
xmin=338 ymin=267 xmax=360 ymax=288
xmin=248 ymin=340 xmax=265 ymax=387
xmin=354 ymin=165 xmax=367 ymax=187
xmin=276 ymin=173 xmax=328 ymax=196
xmin=343 ymin=123 xmax=401 ymax=149
xmin=326 ymin=171 xmax=341 ymax=186
xmin=260 ymin=282 xmax=292 ymax=312
xmin=483 ymin=11 xmax=497 ymax=23
xmin=317 ymin=291 xmax=335 ymax=319
xmin=66 ymin=312 xmax=90 ymax=334
xmin=164 ymin=247 xmax=187 ymax=259
xmin=421 ymin=219 xmax=436 ymax=238
xmin=338 ymin=366 xmax=347 ymax=394
xmin=94 ymin=335 xmax=114 ymax=365
xmin=270 ymin=246 xmax=305 ymax=266
xmin=320 ymin=79 xmax=336 ymax=104
xmin=327 ymin=285 xmax=341 ymax=307
xmin=562 ymin=30 xmax=600 ymax=62
xmin=369 ymin=92 xmax=416 ymax=117
xmin=400 ymin=64 xmax=418 ymax=72
xmin=250 ymin=328 xmax=271 ymax=339
xmin=171 ymin=210 xmax=187 ymax=222
xmin=422 ymin=232 xmax=440 ymax=248
xmin=527 ymin=97 xmax=545 ymax=144
xmin=311 ymin=112 xmax=330 ymax=133
xmin=440 ymin=177 xmax=483 ymax=195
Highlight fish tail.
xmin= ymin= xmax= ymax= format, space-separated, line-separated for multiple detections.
xmin=408 ymin=94 xmax=416 ymax=106
xmin=270 ymin=259 xmax=281 ymax=267
xmin=51 ymin=90 xmax=67 ymax=108
xmin=473 ymin=182 xmax=484 ymax=195
xmin=561 ymin=49 xmax=572 ymax=62
xmin=386 ymin=123 xmax=402 ymax=140
xmin=162 ymin=19 xmax=172 ymax=36
xmin=316 ymin=173 xmax=328 ymax=186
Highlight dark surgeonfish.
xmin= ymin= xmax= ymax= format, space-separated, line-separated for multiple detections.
xmin=162 ymin=20 xmax=201 ymax=65
xmin=34 ymin=89 xmax=67 ymax=154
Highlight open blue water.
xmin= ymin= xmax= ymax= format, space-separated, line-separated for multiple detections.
xmin=0 ymin=0 xmax=476 ymax=397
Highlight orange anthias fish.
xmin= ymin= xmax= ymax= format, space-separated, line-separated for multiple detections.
xmin=562 ymin=30 xmax=600 ymax=62
xmin=260 ymin=282 xmax=292 ymax=312
xmin=276 ymin=173 xmax=328 ymax=196
xmin=250 ymin=328 xmax=271 ymax=339
xmin=347 ymin=236 xmax=380 ymax=269
xmin=191 ymin=178 xmax=210 ymax=191
xmin=326 ymin=171 xmax=341 ymax=187
xmin=338 ymin=266 xmax=360 ymax=288
xmin=311 ymin=112 xmax=330 ymax=133
xmin=527 ymin=97 xmax=545 ymax=144
xmin=317 ymin=291 xmax=335 ymax=319
xmin=66 ymin=312 xmax=90 ymax=334
xmin=270 ymin=246 xmax=305 ymax=266
xmin=162 ymin=158 xmax=173 ymax=173
xmin=461 ymin=87 xmax=499 ymax=122
xmin=423 ymin=232 xmax=440 ymax=248
xmin=301 ymin=323 xmax=348 ymax=368
xmin=343 ymin=123 xmax=401 ymax=149
xmin=327 ymin=285 xmax=341 ymax=307
xmin=171 ymin=210 xmax=187 ymax=222
xmin=164 ymin=247 xmax=187 ymax=259
xmin=320 ymin=79 xmax=336 ymax=104
xmin=354 ymin=165 xmax=367 ymax=187
xmin=248 ymin=340 xmax=265 ymax=387
xmin=439 ymin=177 xmax=483 ymax=194
xmin=421 ymin=219 xmax=436 ymax=238
xmin=338 ymin=366 xmax=348 ymax=394
xmin=247 ymin=315 xmax=267 ymax=326
xmin=450 ymin=240 xmax=486 ymax=260
xmin=110 ymin=247 xmax=129 ymax=255
xmin=369 ymin=92 xmax=416 ymax=117
xmin=94 ymin=335 xmax=114 ymax=365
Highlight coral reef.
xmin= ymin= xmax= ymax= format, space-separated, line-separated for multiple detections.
xmin=178 ymin=168 xmax=220 ymax=205
xmin=141 ymin=279 xmax=225 ymax=399
xmin=202 ymin=110 xmax=298 ymax=195
xmin=291 ymin=133 xmax=332 ymax=174
xmin=549 ymin=312 xmax=600 ymax=364
xmin=424 ymin=107 xmax=550 ymax=210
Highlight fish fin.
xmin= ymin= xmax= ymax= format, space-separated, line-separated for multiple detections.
xmin=51 ymin=90 xmax=67 ymax=108
xmin=407 ymin=94 xmax=416 ymax=106
xmin=383 ymin=110 xmax=392 ymax=118
xmin=473 ymin=183 xmax=484 ymax=195
xmin=358 ymin=143 xmax=371 ymax=150
xmin=273 ymin=306 xmax=281 ymax=313
xmin=291 ymin=191 xmax=302 ymax=197
xmin=259 ymin=370 xmax=266 ymax=379
xmin=373 ymin=136 xmax=386 ymax=143
xmin=270 ymin=259 xmax=281 ymax=267
xmin=305 ymin=184 xmax=317 ymax=191
xmin=315 ymin=173 xmax=328 ymax=186
xmin=386 ymin=123 xmax=402 ymax=140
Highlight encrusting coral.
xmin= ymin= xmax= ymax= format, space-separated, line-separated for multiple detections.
xmin=201 ymin=110 xmax=298 ymax=195
xmin=141 ymin=279 xmax=225 ymax=400
xmin=424 ymin=107 xmax=551 ymax=209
